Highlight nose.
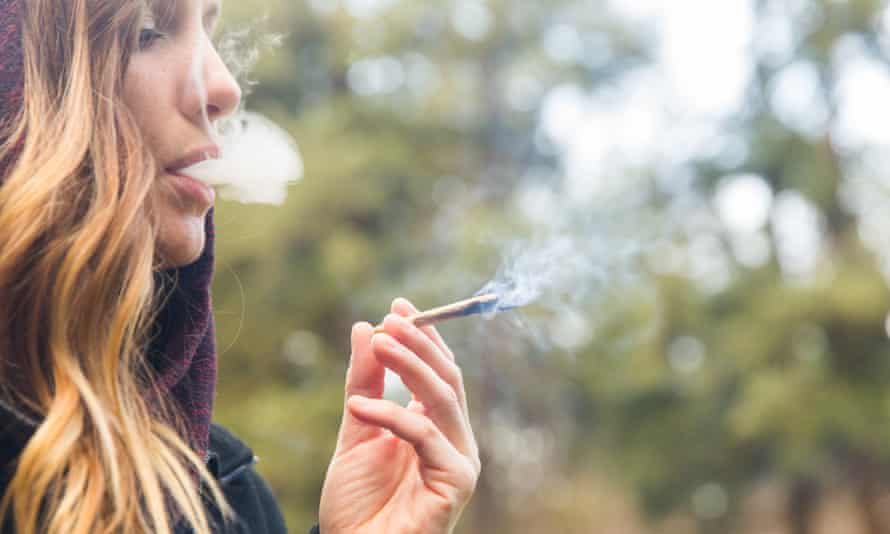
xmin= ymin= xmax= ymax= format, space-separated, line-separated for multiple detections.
xmin=197 ymin=38 xmax=242 ymax=122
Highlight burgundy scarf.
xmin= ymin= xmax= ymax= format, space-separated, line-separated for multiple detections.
xmin=0 ymin=0 xmax=218 ymax=457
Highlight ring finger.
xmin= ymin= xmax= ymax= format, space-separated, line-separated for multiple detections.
xmin=372 ymin=331 xmax=473 ymax=456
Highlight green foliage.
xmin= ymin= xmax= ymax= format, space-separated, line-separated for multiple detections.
xmin=211 ymin=0 xmax=890 ymax=532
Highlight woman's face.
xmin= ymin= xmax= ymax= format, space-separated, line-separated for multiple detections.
xmin=122 ymin=0 xmax=241 ymax=268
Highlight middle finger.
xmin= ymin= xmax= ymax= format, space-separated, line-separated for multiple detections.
xmin=373 ymin=333 xmax=472 ymax=454
xmin=382 ymin=313 xmax=470 ymax=418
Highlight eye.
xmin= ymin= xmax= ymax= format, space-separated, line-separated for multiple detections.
xmin=138 ymin=28 xmax=165 ymax=50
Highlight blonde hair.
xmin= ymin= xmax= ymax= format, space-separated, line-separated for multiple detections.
xmin=0 ymin=0 xmax=232 ymax=532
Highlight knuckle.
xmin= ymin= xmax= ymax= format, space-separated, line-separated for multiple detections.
xmin=424 ymin=382 xmax=460 ymax=415
xmin=439 ymin=365 xmax=466 ymax=402
xmin=444 ymin=383 xmax=460 ymax=405
xmin=430 ymin=494 xmax=453 ymax=519
xmin=433 ymin=385 xmax=460 ymax=412
xmin=456 ymin=464 xmax=479 ymax=500
xmin=382 ymin=401 xmax=399 ymax=419
xmin=454 ymin=369 xmax=466 ymax=394
xmin=443 ymin=360 xmax=463 ymax=385
xmin=421 ymin=418 xmax=440 ymax=441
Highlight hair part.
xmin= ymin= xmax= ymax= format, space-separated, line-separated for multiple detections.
xmin=0 ymin=0 xmax=232 ymax=532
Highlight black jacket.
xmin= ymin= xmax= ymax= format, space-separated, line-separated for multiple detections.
xmin=186 ymin=424 xmax=290 ymax=534
xmin=1 ymin=421 xmax=317 ymax=534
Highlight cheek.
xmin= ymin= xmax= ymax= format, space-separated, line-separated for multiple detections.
xmin=124 ymin=55 xmax=209 ymax=268
xmin=122 ymin=60 xmax=171 ymax=149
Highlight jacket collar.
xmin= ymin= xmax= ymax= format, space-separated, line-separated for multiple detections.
xmin=206 ymin=423 xmax=258 ymax=485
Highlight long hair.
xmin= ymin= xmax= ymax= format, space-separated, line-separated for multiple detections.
xmin=0 ymin=1 xmax=232 ymax=532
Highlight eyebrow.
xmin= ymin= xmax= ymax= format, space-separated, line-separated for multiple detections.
xmin=146 ymin=0 xmax=175 ymax=27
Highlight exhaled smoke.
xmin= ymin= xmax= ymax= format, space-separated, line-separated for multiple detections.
xmin=214 ymin=19 xmax=284 ymax=100
xmin=180 ymin=112 xmax=302 ymax=205
xmin=181 ymin=13 xmax=302 ymax=205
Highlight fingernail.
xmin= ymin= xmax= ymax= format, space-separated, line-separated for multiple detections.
xmin=375 ymin=333 xmax=397 ymax=349
xmin=350 ymin=395 xmax=370 ymax=405
xmin=383 ymin=313 xmax=405 ymax=330
xmin=393 ymin=298 xmax=419 ymax=315
xmin=389 ymin=315 xmax=408 ymax=331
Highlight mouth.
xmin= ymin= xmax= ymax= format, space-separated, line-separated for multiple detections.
xmin=165 ymin=170 xmax=216 ymax=207
xmin=163 ymin=145 xmax=220 ymax=207
xmin=165 ymin=145 xmax=220 ymax=174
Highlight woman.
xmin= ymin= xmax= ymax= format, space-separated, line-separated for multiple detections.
xmin=0 ymin=0 xmax=480 ymax=533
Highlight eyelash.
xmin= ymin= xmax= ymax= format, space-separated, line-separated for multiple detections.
xmin=138 ymin=28 xmax=165 ymax=50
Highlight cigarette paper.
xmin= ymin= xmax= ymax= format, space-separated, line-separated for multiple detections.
xmin=374 ymin=293 xmax=501 ymax=333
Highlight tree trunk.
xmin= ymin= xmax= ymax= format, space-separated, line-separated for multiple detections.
xmin=788 ymin=478 xmax=819 ymax=534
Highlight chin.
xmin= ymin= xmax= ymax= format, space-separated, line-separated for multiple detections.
xmin=155 ymin=213 xmax=208 ymax=268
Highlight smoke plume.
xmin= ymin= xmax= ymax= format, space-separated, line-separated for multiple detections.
xmin=180 ymin=12 xmax=302 ymax=205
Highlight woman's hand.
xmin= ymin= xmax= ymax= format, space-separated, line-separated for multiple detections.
xmin=318 ymin=298 xmax=481 ymax=534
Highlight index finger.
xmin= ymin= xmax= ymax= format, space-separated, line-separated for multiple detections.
xmin=391 ymin=297 xmax=456 ymax=362
xmin=389 ymin=299 xmax=477 ymax=461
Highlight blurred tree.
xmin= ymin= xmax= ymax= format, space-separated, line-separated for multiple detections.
xmin=575 ymin=1 xmax=890 ymax=533
xmin=212 ymin=1 xmax=651 ymax=531
xmin=209 ymin=0 xmax=890 ymax=532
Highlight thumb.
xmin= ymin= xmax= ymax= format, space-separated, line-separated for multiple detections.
xmin=336 ymin=322 xmax=385 ymax=450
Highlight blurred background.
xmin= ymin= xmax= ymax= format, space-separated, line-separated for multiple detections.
xmin=211 ymin=0 xmax=890 ymax=532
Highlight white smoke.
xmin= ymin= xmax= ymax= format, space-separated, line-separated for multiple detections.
xmin=180 ymin=112 xmax=302 ymax=205
xmin=180 ymin=11 xmax=302 ymax=205
xmin=476 ymin=233 xmax=629 ymax=314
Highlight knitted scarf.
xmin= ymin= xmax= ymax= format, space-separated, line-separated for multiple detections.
xmin=0 ymin=0 xmax=218 ymax=457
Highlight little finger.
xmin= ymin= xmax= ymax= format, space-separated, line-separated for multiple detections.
xmin=347 ymin=395 xmax=475 ymax=494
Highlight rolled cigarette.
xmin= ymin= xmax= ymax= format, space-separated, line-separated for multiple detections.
xmin=374 ymin=293 xmax=500 ymax=334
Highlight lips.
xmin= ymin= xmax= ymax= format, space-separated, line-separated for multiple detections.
xmin=166 ymin=170 xmax=216 ymax=206
xmin=166 ymin=145 xmax=221 ymax=174
xmin=164 ymin=145 xmax=220 ymax=206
